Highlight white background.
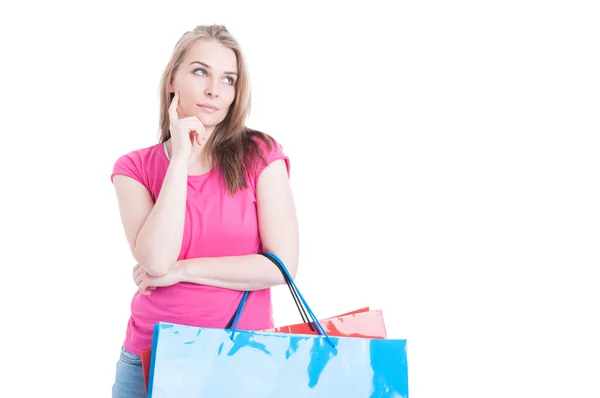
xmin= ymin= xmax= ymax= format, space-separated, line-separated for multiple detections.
xmin=1 ymin=1 xmax=598 ymax=397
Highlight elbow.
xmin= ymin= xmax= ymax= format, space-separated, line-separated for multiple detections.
xmin=143 ymin=262 xmax=171 ymax=277
xmin=283 ymin=249 xmax=299 ymax=281
xmin=287 ymin=262 xmax=298 ymax=281
xmin=133 ymin=248 xmax=172 ymax=277
xmin=265 ymin=251 xmax=298 ymax=284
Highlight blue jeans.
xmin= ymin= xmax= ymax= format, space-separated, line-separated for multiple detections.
xmin=112 ymin=347 xmax=147 ymax=398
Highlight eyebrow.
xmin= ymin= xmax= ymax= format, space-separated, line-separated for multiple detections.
xmin=190 ymin=61 xmax=238 ymax=75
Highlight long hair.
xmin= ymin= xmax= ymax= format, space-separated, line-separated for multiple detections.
xmin=158 ymin=24 xmax=274 ymax=195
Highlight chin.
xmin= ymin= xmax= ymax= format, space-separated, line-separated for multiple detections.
xmin=198 ymin=113 xmax=224 ymax=128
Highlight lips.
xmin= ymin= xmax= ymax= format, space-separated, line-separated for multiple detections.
xmin=197 ymin=103 xmax=219 ymax=111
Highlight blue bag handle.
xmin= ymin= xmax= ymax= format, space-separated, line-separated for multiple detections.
xmin=259 ymin=252 xmax=315 ymax=331
xmin=226 ymin=253 xmax=311 ymax=332
xmin=229 ymin=252 xmax=335 ymax=347
xmin=225 ymin=291 xmax=249 ymax=330
xmin=226 ymin=254 xmax=312 ymax=331
xmin=229 ymin=290 xmax=249 ymax=332
xmin=260 ymin=252 xmax=327 ymax=337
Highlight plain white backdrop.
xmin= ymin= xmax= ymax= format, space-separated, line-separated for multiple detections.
xmin=0 ymin=1 xmax=598 ymax=397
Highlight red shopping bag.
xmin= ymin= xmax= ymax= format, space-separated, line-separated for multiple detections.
xmin=262 ymin=307 xmax=387 ymax=338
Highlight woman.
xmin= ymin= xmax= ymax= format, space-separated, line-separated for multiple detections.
xmin=110 ymin=24 xmax=299 ymax=397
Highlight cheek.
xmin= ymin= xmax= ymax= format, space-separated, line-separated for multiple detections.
xmin=221 ymin=86 xmax=236 ymax=109
xmin=178 ymin=87 xmax=201 ymax=115
xmin=173 ymin=76 xmax=202 ymax=104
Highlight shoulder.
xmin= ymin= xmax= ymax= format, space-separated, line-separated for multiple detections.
xmin=111 ymin=143 xmax=164 ymax=185
xmin=244 ymin=129 xmax=290 ymax=179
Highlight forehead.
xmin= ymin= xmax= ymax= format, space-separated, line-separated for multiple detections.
xmin=184 ymin=39 xmax=238 ymax=72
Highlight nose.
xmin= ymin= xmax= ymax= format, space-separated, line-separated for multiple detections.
xmin=204 ymin=77 xmax=220 ymax=98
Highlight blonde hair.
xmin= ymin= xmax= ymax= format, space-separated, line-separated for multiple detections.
xmin=158 ymin=24 xmax=274 ymax=195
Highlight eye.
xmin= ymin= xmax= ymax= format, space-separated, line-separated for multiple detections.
xmin=193 ymin=68 xmax=207 ymax=77
xmin=223 ymin=76 xmax=235 ymax=85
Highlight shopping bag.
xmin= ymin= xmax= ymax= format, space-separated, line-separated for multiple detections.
xmin=140 ymin=253 xmax=389 ymax=390
xmin=262 ymin=307 xmax=388 ymax=338
xmin=141 ymin=307 xmax=386 ymax=391
xmin=147 ymin=252 xmax=409 ymax=397
xmin=141 ymin=308 xmax=385 ymax=392
xmin=142 ymin=309 xmax=387 ymax=391
xmin=140 ymin=281 xmax=388 ymax=390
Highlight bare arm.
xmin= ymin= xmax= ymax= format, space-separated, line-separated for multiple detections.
xmin=171 ymin=159 xmax=299 ymax=290
xmin=113 ymin=157 xmax=188 ymax=276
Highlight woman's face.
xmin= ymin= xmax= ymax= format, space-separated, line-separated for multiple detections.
xmin=169 ymin=39 xmax=238 ymax=129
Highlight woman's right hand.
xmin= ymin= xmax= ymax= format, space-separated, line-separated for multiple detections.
xmin=168 ymin=91 xmax=206 ymax=161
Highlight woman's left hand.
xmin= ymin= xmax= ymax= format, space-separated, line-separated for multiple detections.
xmin=133 ymin=263 xmax=181 ymax=295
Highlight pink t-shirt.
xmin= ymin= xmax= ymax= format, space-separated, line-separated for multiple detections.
xmin=110 ymin=137 xmax=290 ymax=355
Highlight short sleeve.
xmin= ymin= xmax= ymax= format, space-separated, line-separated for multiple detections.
xmin=110 ymin=151 xmax=146 ymax=187
xmin=256 ymin=138 xmax=290 ymax=178
xmin=249 ymin=136 xmax=291 ymax=191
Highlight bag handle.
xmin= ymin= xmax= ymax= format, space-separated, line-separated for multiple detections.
xmin=261 ymin=252 xmax=330 ymax=339
xmin=229 ymin=252 xmax=335 ymax=347
xmin=225 ymin=291 xmax=249 ymax=329
xmin=224 ymin=254 xmax=312 ymax=330
xmin=259 ymin=252 xmax=315 ymax=332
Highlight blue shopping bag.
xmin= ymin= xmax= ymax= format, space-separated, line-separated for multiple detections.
xmin=147 ymin=252 xmax=409 ymax=397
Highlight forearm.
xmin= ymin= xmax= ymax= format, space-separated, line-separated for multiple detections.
xmin=175 ymin=253 xmax=296 ymax=291
xmin=134 ymin=158 xmax=188 ymax=275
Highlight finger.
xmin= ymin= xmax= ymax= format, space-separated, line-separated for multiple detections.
xmin=134 ymin=272 xmax=145 ymax=286
xmin=180 ymin=120 xmax=205 ymax=142
xmin=168 ymin=91 xmax=180 ymax=123
xmin=196 ymin=132 xmax=207 ymax=146
xmin=180 ymin=116 xmax=202 ymax=123
xmin=143 ymin=286 xmax=156 ymax=294
xmin=189 ymin=129 xmax=200 ymax=146
xmin=138 ymin=278 xmax=149 ymax=292
xmin=181 ymin=124 xmax=205 ymax=137
xmin=133 ymin=266 xmax=143 ymax=282
xmin=180 ymin=116 xmax=206 ymax=131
